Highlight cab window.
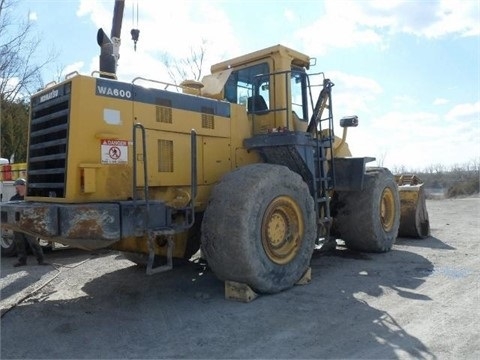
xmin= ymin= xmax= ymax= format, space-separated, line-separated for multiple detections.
xmin=224 ymin=62 xmax=270 ymax=112
xmin=291 ymin=67 xmax=309 ymax=121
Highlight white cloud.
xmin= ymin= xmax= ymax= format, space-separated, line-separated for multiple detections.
xmin=433 ymin=98 xmax=449 ymax=105
xmin=325 ymin=71 xmax=382 ymax=115
xmin=443 ymin=101 xmax=480 ymax=147
xmin=295 ymin=11 xmax=383 ymax=55
xmin=77 ymin=0 xmax=110 ymax=28
xmin=28 ymin=11 xmax=38 ymax=21
xmin=283 ymin=9 xmax=298 ymax=22
xmin=345 ymin=102 xmax=480 ymax=170
xmin=445 ymin=101 xmax=480 ymax=120
xmin=393 ymin=95 xmax=418 ymax=109
xmin=421 ymin=0 xmax=480 ymax=38
xmin=328 ymin=71 xmax=383 ymax=93
xmin=62 ymin=61 xmax=85 ymax=78
xmin=356 ymin=112 xmax=442 ymax=166
xmin=333 ymin=0 xmax=480 ymax=38
xmin=296 ymin=0 xmax=479 ymax=55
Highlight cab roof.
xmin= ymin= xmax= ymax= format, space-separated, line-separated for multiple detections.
xmin=210 ymin=44 xmax=311 ymax=73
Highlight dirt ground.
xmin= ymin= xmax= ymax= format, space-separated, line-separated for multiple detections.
xmin=1 ymin=196 xmax=479 ymax=359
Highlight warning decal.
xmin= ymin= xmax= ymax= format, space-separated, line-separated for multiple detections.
xmin=101 ymin=139 xmax=128 ymax=164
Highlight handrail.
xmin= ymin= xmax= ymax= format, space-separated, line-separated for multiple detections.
xmin=132 ymin=76 xmax=181 ymax=91
xmin=132 ymin=123 xmax=149 ymax=203
xmin=186 ymin=129 xmax=197 ymax=228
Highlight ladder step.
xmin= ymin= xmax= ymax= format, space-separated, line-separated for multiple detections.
xmin=313 ymin=129 xmax=334 ymax=234
xmin=317 ymin=217 xmax=332 ymax=224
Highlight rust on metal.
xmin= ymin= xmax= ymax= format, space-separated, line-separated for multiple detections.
xmin=63 ymin=207 xmax=117 ymax=240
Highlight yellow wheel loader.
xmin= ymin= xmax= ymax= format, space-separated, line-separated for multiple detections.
xmin=0 ymin=35 xmax=429 ymax=295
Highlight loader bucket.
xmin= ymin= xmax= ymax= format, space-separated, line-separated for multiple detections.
xmin=396 ymin=175 xmax=430 ymax=238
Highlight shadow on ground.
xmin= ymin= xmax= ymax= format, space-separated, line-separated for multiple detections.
xmin=1 ymin=243 xmax=437 ymax=359
xmin=396 ymin=235 xmax=456 ymax=250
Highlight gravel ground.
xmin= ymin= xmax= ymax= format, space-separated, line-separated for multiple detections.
xmin=1 ymin=196 xmax=479 ymax=359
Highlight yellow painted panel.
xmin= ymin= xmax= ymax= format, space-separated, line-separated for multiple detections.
xmin=202 ymin=137 xmax=232 ymax=184
xmin=137 ymin=130 xmax=198 ymax=187
xmin=228 ymin=104 xmax=263 ymax=168
xmin=82 ymin=167 xmax=96 ymax=193
xmin=235 ymin=147 xmax=261 ymax=168
xmin=65 ymin=76 xmax=134 ymax=201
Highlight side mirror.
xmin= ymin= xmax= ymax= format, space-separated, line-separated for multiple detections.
xmin=340 ymin=115 xmax=359 ymax=128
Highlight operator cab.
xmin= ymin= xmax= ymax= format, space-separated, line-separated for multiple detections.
xmin=207 ymin=44 xmax=321 ymax=133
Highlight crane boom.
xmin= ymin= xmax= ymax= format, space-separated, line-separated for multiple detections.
xmin=110 ymin=0 xmax=125 ymax=66
xmin=111 ymin=0 xmax=125 ymax=39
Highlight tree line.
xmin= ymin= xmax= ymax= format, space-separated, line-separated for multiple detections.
xmin=392 ymin=160 xmax=480 ymax=198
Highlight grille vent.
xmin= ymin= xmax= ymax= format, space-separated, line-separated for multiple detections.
xmin=156 ymin=98 xmax=172 ymax=123
xmin=158 ymin=139 xmax=173 ymax=172
xmin=201 ymin=107 xmax=214 ymax=129
xmin=27 ymin=85 xmax=71 ymax=198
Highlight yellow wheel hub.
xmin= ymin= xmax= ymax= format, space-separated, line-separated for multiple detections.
xmin=261 ymin=196 xmax=304 ymax=265
xmin=380 ymin=187 xmax=396 ymax=232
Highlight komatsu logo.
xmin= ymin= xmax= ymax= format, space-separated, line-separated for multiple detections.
xmin=97 ymin=85 xmax=132 ymax=99
xmin=39 ymin=89 xmax=59 ymax=103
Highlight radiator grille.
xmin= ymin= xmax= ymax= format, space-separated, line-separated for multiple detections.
xmin=156 ymin=105 xmax=172 ymax=123
xmin=158 ymin=139 xmax=173 ymax=172
xmin=201 ymin=107 xmax=214 ymax=129
xmin=27 ymin=84 xmax=71 ymax=198
xmin=156 ymin=98 xmax=172 ymax=123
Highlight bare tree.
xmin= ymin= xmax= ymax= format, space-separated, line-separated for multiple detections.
xmin=391 ymin=164 xmax=407 ymax=175
xmin=376 ymin=149 xmax=387 ymax=167
xmin=0 ymin=0 xmax=55 ymax=101
xmin=1 ymin=0 xmax=56 ymax=162
xmin=160 ymin=39 xmax=207 ymax=85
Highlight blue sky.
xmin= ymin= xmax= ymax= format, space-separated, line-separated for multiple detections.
xmin=11 ymin=0 xmax=480 ymax=171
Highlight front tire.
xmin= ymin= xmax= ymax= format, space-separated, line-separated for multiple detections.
xmin=331 ymin=167 xmax=400 ymax=252
xmin=201 ymin=164 xmax=316 ymax=294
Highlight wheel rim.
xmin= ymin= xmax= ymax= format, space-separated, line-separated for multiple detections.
xmin=1 ymin=232 xmax=14 ymax=249
xmin=261 ymin=196 xmax=304 ymax=265
xmin=380 ymin=187 xmax=396 ymax=232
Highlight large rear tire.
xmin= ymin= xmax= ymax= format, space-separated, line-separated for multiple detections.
xmin=201 ymin=163 xmax=316 ymax=294
xmin=331 ymin=167 xmax=400 ymax=252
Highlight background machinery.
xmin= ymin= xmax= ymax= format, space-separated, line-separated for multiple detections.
xmin=0 ymin=1 xmax=429 ymax=298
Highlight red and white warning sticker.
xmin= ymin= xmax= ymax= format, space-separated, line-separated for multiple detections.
xmin=101 ymin=139 xmax=128 ymax=164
